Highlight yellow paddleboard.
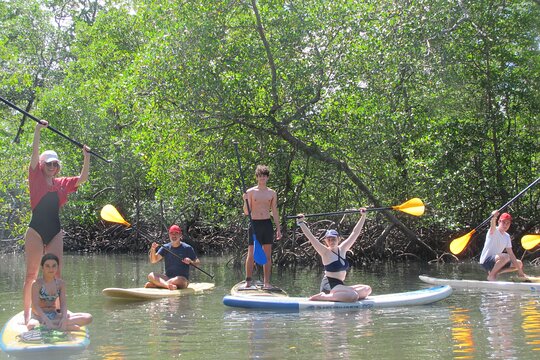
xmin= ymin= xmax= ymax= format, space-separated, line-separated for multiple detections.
xmin=102 ymin=282 xmax=215 ymax=300
xmin=0 ymin=311 xmax=89 ymax=357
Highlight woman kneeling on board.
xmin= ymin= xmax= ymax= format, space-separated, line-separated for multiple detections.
xmin=27 ymin=253 xmax=92 ymax=331
xmin=296 ymin=210 xmax=372 ymax=302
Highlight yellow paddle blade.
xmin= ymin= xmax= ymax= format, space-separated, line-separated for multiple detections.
xmin=100 ymin=204 xmax=131 ymax=227
xmin=393 ymin=198 xmax=425 ymax=216
xmin=449 ymin=229 xmax=476 ymax=255
xmin=521 ymin=234 xmax=540 ymax=250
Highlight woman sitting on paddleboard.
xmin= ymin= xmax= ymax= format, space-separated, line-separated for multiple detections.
xmin=27 ymin=253 xmax=92 ymax=331
xmin=296 ymin=209 xmax=372 ymax=302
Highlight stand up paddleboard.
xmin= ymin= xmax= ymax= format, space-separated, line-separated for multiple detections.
xmin=230 ymin=281 xmax=288 ymax=297
xmin=419 ymin=275 xmax=540 ymax=292
xmin=0 ymin=311 xmax=89 ymax=357
xmin=224 ymin=285 xmax=452 ymax=311
xmin=102 ymin=282 xmax=215 ymax=300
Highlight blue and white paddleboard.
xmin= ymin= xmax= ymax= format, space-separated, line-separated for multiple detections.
xmin=0 ymin=311 xmax=89 ymax=357
xmin=223 ymin=285 xmax=452 ymax=311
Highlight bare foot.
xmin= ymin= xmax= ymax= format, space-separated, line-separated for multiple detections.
xmin=309 ymin=292 xmax=328 ymax=301
xmin=144 ymin=282 xmax=156 ymax=288
xmin=487 ymin=275 xmax=497 ymax=281
xmin=167 ymin=283 xmax=178 ymax=290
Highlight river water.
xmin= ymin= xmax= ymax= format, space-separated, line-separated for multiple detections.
xmin=0 ymin=253 xmax=538 ymax=359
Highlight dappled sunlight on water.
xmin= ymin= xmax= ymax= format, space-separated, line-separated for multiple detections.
xmin=450 ymin=307 xmax=475 ymax=359
xmin=0 ymin=254 xmax=539 ymax=359
xmin=520 ymin=299 xmax=540 ymax=351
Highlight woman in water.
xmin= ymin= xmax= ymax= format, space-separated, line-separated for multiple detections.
xmin=296 ymin=209 xmax=372 ymax=302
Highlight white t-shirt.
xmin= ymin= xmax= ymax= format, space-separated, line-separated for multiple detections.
xmin=479 ymin=228 xmax=512 ymax=264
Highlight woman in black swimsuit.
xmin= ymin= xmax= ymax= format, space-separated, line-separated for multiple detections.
xmin=296 ymin=209 xmax=372 ymax=302
xmin=23 ymin=121 xmax=90 ymax=325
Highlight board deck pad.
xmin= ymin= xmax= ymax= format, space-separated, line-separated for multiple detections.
xmin=0 ymin=311 xmax=89 ymax=357
xmin=102 ymin=282 xmax=215 ymax=300
xmin=230 ymin=281 xmax=288 ymax=297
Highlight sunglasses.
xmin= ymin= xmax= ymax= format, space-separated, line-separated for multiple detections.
xmin=45 ymin=162 xmax=59 ymax=168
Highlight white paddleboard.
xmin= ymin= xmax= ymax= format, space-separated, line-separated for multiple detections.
xmin=419 ymin=275 xmax=540 ymax=292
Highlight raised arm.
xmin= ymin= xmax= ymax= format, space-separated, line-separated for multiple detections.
xmin=76 ymin=145 xmax=91 ymax=187
xmin=340 ymin=209 xmax=367 ymax=252
xmin=296 ymin=215 xmax=327 ymax=255
xmin=488 ymin=210 xmax=499 ymax=235
xmin=30 ymin=121 xmax=48 ymax=170
xmin=149 ymin=242 xmax=163 ymax=264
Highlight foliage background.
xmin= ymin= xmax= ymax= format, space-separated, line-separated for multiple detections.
xmin=1 ymin=0 xmax=538 ymax=262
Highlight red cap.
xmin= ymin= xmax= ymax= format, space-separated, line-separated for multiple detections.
xmin=499 ymin=213 xmax=512 ymax=222
xmin=169 ymin=225 xmax=182 ymax=234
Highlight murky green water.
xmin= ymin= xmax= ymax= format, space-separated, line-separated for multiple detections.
xmin=0 ymin=253 xmax=539 ymax=359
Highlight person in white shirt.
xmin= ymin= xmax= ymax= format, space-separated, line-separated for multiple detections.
xmin=479 ymin=211 xmax=526 ymax=281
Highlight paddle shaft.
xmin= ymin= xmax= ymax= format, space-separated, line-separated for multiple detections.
xmin=0 ymin=95 xmax=111 ymax=163
xmin=286 ymin=207 xmax=389 ymax=219
xmin=158 ymin=245 xmax=215 ymax=279
xmin=471 ymin=175 xmax=540 ymax=233
xmin=233 ymin=143 xmax=255 ymax=224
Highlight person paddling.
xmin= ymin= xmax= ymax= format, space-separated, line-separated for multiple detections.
xmin=23 ymin=121 xmax=90 ymax=325
xmin=479 ymin=211 xmax=526 ymax=281
xmin=146 ymin=225 xmax=200 ymax=290
xmin=296 ymin=209 xmax=372 ymax=302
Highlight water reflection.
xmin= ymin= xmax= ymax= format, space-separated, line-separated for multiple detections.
xmin=520 ymin=299 xmax=540 ymax=351
xmin=480 ymin=293 xmax=518 ymax=359
xmin=318 ymin=311 xmax=373 ymax=360
xmin=450 ymin=307 xmax=475 ymax=358
xmin=222 ymin=308 xmax=373 ymax=359
xmin=2 ymin=255 xmax=540 ymax=359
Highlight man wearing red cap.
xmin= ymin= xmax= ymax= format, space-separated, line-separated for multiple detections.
xmin=146 ymin=225 xmax=200 ymax=290
xmin=479 ymin=210 xmax=526 ymax=281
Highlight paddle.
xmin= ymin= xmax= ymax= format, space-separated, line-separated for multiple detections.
xmin=100 ymin=204 xmax=131 ymax=226
xmin=449 ymin=175 xmax=540 ymax=255
xmin=521 ymin=234 xmax=540 ymax=251
xmin=100 ymin=204 xmax=215 ymax=279
xmin=286 ymin=198 xmax=425 ymax=219
xmin=233 ymin=142 xmax=267 ymax=265
xmin=0 ymin=95 xmax=112 ymax=163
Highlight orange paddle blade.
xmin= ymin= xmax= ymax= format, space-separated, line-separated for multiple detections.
xmin=521 ymin=234 xmax=540 ymax=250
xmin=100 ymin=204 xmax=131 ymax=227
xmin=449 ymin=229 xmax=476 ymax=255
xmin=393 ymin=198 xmax=425 ymax=216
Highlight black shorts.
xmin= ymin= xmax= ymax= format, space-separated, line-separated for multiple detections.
xmin=248 ymin=219 xmax=274 ymax=245
xmin=481 ymin=255 xmax=512 ymax=272
xmin=320 ymin=276 xmax=344 ymax=293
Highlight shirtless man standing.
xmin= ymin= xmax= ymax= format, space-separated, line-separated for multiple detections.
xmin=242 ymin=165 xmax=282 ymax=289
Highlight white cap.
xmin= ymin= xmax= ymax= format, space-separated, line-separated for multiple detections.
xmin=39 ymin=150 xmax=61 ymax=163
